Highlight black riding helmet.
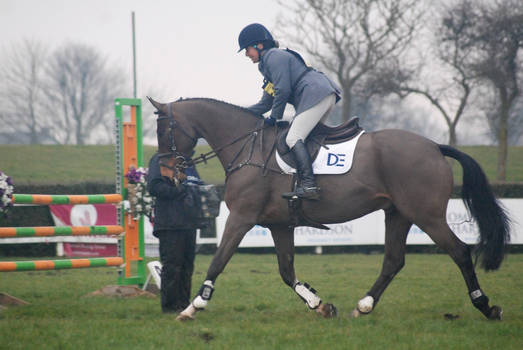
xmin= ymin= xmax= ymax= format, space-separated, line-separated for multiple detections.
xmin=237 ymin=23 xmax=274 ymax=52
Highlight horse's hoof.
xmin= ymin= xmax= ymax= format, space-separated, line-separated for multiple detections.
xmin=316 ymin=302 xmax=337 ymax=318
xmin=488 ymin=306 xmax=503 ymax=321
xmin=351 ymin=308 xmax=362 ymax=318
xmin=357 ymin=295 xmax=374 ymax=314
xmin=176 ymin=313 xmax=195 ymax=321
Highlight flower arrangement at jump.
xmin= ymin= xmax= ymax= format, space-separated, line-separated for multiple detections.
xmin=0 ymin=170 xmax=15 ymax=217
xmin=125 ymin=167 xmax=153 ymax=221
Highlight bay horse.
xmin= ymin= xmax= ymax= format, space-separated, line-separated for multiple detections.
xmin=148 ymin=97 xmax=510 ymax=321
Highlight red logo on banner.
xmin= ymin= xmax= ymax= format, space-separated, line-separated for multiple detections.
xmin=50 ymin=204 xmax=118 ymax=257
xmin=50 ymin=204 xmax=117 ymax=226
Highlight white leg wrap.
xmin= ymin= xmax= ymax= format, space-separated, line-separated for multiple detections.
xmin=192 ymin=280 xmax=214 ymax=310
xmin=357 ymin=295 xmax=374 ymax=314
xmin=192 ymin=295 xmax=208 ymax=309
xmin=294 ymin=282 xmax=321 ymax=309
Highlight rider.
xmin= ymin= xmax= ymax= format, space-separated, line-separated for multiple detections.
xmin=238 ymin=23 xmax=341 ymax=200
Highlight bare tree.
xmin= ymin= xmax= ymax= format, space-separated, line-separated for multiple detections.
xmin=477 ymin=84 xmax=523 ymax=146
xmin=276 ymin=0 xmax=425 ymax=122
xmin=477 ymin=0 xmax=522 ymax=180
xmin=0 ymin=40 xmax=55 ymax=144
xmin=447 ymin=0 xmax=523 ymax=180
xmin=376 ymin=1 xmax=480 ymax=147
xmin=374 ymin=96 xmax=447 ymax=140
xmin=505 ymin=96 xmax=523 ymax=145
xmin=44 ymin=43 xmax=126 ymax=145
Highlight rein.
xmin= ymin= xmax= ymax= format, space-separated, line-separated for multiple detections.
xmin=155 ymin=102 xmax=285 ymax=179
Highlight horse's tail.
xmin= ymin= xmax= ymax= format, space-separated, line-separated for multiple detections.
xmin=439 ymin=144 xmax=511 ymax=271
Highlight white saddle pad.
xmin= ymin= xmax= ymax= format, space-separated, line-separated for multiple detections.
xmin=276 ymin=131 xmax=365 ymax=175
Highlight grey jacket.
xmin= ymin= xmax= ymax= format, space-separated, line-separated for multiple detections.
xmin=248 ymin=48 xmax=341 ymax=120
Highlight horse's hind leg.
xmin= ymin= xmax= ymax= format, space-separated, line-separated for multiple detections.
xmin=421 ymin=219 xmax=503 ymax=320
xmin=270 ymin=225 xmax=337 ymax=318
xmin=352 ymin=208 xmax=411 ymax=317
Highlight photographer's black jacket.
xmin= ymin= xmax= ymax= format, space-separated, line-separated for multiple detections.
xmin=147 ymin=153 xmax=200 ymax=233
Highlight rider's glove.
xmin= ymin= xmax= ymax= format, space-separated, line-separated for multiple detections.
xmin=264 ymin=117 xmax=276 ymax=126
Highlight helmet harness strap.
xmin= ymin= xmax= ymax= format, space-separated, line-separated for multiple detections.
xmin=253 ymin=44 xmax=264 ymax=59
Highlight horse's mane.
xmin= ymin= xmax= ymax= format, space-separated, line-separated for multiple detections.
xmin=174 ymin=97 xmax=264 ymax=120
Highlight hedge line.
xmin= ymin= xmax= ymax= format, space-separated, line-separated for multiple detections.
xmin=452 ymin=182 xmax=523 ymax=198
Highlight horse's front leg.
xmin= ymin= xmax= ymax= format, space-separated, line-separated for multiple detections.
xmin=270 ymin=225 xmax=337 ymax=318
xmin=177 ymin=213 xmax=253 ymax=321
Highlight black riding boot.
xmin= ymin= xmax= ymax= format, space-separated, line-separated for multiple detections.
xmin=282 ymin=140 xmax=320 ymax=200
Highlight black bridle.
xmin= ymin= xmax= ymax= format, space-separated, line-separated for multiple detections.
xmin=155 ymin=102 xmax=285 ymax=180
xmin=155 ymin=103 xmax=197 ymax=181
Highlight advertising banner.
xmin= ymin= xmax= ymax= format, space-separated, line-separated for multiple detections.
xmin=4 ymin=199 xmax=520 ymax=255
xmin=216 ymin=199 xmax=522 ymax=247
xmin=62 ymin=243 xmax=117 ymax=257
xmin=50 ymin=204 xmax=116 ymax=227
xmin=216 ymin=202 xmax=386 ymax=248
xmin=406 ymin=199 xmax=523 ymax=245
xmin=50 ymin=204 xmax=118 ymax=257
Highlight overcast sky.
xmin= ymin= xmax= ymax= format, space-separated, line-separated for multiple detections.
xmin=1 ymin=0 xmax=504 ymax=146
xmin=0 ymin=0 xmax=282 ymax=106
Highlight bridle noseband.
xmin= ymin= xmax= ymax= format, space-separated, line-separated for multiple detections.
xmin=155 ymin=103 xmax=197 ymax=179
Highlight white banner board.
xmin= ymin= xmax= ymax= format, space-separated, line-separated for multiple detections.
xmin=3 ymin=199 xmax=521 ymax=254
xmin=216 ymin=199 xmax=523 ymax=247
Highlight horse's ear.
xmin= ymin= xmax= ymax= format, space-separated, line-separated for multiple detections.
xmin=147 ymin=96 xmax=166 ymax=114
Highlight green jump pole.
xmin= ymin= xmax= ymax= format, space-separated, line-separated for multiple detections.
xmin=13 ymin=194 xmax=122 ymax=205
xmin=0 ymin=225 xmax=124 ymax=238
xmin=0 ymin=257 xmax=123 ymax=272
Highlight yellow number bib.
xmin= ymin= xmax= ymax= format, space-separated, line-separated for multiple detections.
xmin=262 ymin=80 xmax=275 ymax=97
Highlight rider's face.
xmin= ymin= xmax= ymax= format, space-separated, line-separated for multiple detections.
xmin=245 ymin=44 xmax=263 ymax=63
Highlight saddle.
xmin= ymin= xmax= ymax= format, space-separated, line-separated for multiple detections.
xmin=277 ymin=117 xmax=362 ymax=169
xmin=276 ymin=117 xmax=362 ymax=230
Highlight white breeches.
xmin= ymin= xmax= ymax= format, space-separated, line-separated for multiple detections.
xmin=286 ymin=94 xmax=336 ymax=148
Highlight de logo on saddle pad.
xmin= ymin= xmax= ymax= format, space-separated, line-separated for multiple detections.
xmin=275 ymin=117 xmax=364 ymax=175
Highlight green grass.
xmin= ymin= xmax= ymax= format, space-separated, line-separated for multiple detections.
xmin=0 ymin=144 xmax=225 ymax=185
xmin=450 ymin=146 xmax=523 ymax=183
xmin=1 ymin=144 xmax=522 ymax=186
xmin=0 ymin=254 xmax=522 ymax=349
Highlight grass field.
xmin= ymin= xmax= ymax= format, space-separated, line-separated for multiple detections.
xmin=0 ymin=144 xmax=224 ymax=185
xmin=1 ymin=144 xmax=522 ymax=185
xmin=1 ymin=254 xmax=522 ymax=349
xmin=1 ymin=143 xmax=522 ymax=349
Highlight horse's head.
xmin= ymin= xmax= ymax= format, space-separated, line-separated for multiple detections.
xmin=148 ymin=96 xmax=198 ymax=183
